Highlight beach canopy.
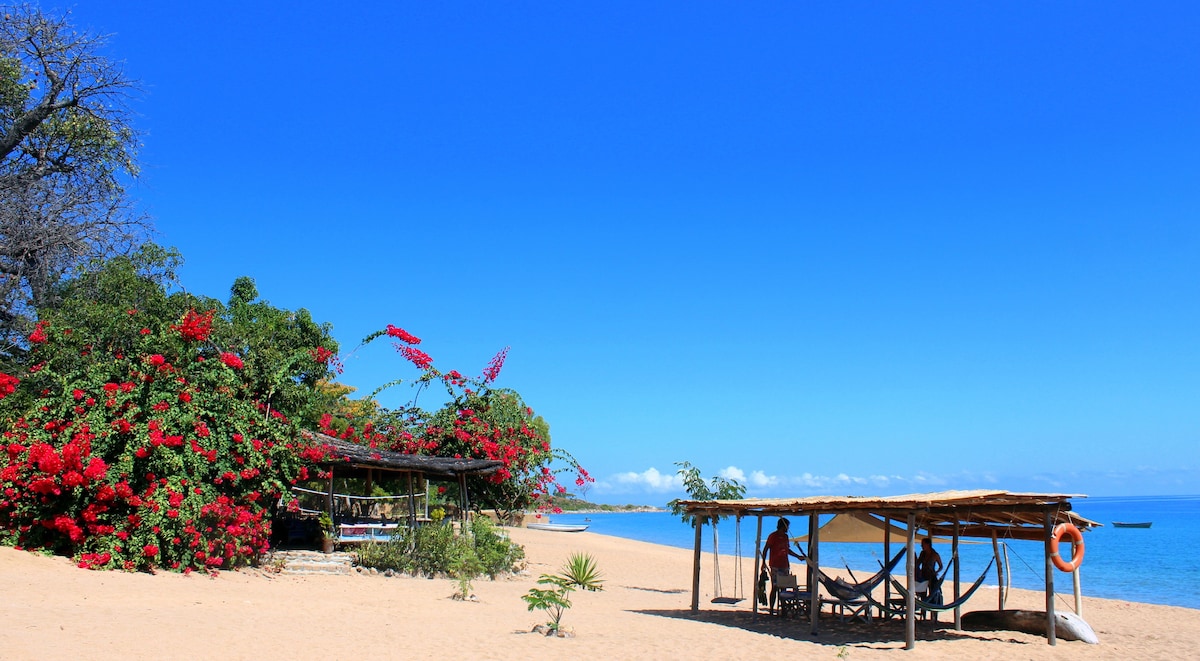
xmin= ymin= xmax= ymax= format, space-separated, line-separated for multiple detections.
xmin=791 ymin=511 xmax=964 ymax=544
xmin=676 ymin=489 xmax=1101 ymax=541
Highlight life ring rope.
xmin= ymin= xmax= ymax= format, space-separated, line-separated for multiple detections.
xmin=1050 ymin=522 xmax=1085 ymax=572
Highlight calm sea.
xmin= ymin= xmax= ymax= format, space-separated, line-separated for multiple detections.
xmin=548 ymin=495 xmax=1199 ymax=610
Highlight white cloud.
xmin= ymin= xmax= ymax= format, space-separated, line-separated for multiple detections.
xmin=718 ymin=466 xmax=746 ymax=482
xmin=609 ymin=467 xmax=682 ymax=493
xmin=749 ymin=470 xmax=777 ymax=488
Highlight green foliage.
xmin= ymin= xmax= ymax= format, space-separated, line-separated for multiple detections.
xmin=317 ymin=512 xmax=334 ymax=539
xmin=0 ymin=247 xmax=339 ymax=571
xmin=521 ymin=552 xmax=604 ymax=632
xmin=469 ymin=516 xmax=525 ymax=579
xmin=354 ymin=517 xmax=525 ymax=581
xmin=667 ymin=460 xmax=746 ymax=528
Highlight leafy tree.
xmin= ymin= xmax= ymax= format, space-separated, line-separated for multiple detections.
xmin=0 ymin=5 xmax=144 ymax=346
xmin=667 ymin=460 xmax=746 ymax=528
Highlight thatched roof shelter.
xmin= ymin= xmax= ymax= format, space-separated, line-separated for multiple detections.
xmin=299 ymin=430 xmax=504 ymax=528
xmin=677 ymin=490 xmax=1100 ymax=649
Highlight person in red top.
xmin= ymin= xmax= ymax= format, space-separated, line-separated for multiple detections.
xmin=761 ymin=517 xmax=803 ymax=614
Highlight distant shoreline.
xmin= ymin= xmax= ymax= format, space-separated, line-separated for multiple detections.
xmin=543 ymin=506 xmax=665 ymax=514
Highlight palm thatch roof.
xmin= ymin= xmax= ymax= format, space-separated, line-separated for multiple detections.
xmin=676 ymin=489 xmax=1100 ymax=541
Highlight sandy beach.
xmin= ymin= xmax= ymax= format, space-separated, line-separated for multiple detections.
xmin=2 ymin=528 xmax=1196 ymax=661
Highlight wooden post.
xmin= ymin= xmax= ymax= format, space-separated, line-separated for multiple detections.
xmin=458 ymin=474 xmax=469 ymax=520
xmin=752 ymin=515 xmax=764 ymax=615
xmin=883 ymin=516 xmax=892 ymax=619
xmin=691 ymin=520 xmax=703 ymax=612
xmin=326 ymin=470 xmax=335 ymax=525
xmin=992 ymin=532 xmax=1004 ymax=610
xmin=905 ymin=512 xmax=916 ymax=651
xmin=809 ymin=513 xmax=820 ymax=636
xmin=953 ymin=520 xmax=962 ymax=630
xmin=406 ymin=472 xmax=417 ymax=529
xmin=1044 ymin=509 xmax=1057 ymax=646
xmin=1072 ymin=538 xmax=1083 ymax=616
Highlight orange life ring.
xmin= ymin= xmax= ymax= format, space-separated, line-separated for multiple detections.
xmin=1050 ymin=523 xmax=1085 ymax=572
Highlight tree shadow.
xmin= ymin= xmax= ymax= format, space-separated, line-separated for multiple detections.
xmin=628 ymin=608 xmax=1036 ymax=648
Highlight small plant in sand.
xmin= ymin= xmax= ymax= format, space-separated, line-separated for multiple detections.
xmin=522 ymin=552 xmax=604 ymax=635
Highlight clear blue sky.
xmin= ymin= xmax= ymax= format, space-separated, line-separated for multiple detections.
xmin=67 ymin=2 xmax=1198 ymax=502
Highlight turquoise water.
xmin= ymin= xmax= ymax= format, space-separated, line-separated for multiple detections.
xmin=549 ymin=495 xmax=1200 ymax=610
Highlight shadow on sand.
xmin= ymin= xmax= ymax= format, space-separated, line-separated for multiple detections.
xmin=629 ymin=608 xmax=1033 ymax=649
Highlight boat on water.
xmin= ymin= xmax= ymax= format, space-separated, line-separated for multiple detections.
xmin=527 ymin=523 xmax=589 ymax=533
xmin=1112 ymin=521 xmax=1152 ymax=528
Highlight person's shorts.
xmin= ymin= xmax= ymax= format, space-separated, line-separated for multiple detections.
xmin=769 ymin=566 xmax=791 ymax=582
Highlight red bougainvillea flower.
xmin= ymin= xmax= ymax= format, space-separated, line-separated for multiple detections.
xmin=219 ymin=352 xmax=244 ymax=369
xmin=29 ymin=321 xmax=49 ymax=344
xmin=399 ymin=346 xmax=433 ymax=370
xmin=385 ymin=324 xmax=421 ymax=345
xmin=481 ymin=347 xmax=509 ymax=383
xmin=173 ymin=309 xmax=215 ymax=342
xmin=309 ymin=346 xmax=334 ymax=363
xmin=147 ymin=354 xmax=166 ymax=367
xmin=0 ymin=373 xmax=18 ymax=399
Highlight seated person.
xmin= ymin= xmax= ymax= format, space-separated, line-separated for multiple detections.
xmin=915 ymin=537 xmax=943 ymax=604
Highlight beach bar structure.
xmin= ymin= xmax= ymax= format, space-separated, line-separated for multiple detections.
xmin=677 ymin=490 xmax=1099 ymax=650
xmin=300 ymin=431 xmax=503 ymax=536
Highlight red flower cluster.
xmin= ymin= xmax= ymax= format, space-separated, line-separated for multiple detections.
xmin=28 ymin=321 xmax=48 ymax=344
xmin=0 ymin=373 xmax=17 ymax=399
xmin=173 ymin=309 xmax=215 ymax=342
xmin=0 ymin=310 xmax=315 ymax=574
xmin=481 ymin=347 xmax=509 ymax=383
xmin=399 ymin=347 xmax=433 ymax=370
xmin=309 ymin=346 xmax=334 ymax=363
xmin=385 ymin=325 xmax=421 ymax=345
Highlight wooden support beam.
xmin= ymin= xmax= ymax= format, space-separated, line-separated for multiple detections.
xmin=809 ymin=513 xmax=820 ymax=636
xmin=953 ymin=520 xmax=962 ymax=630
xmin=992 ymin=531 xmax=1004 ymax=610
xmin=691 ymin=521 xmax=702 ymax=612
xmin=883 ymin=516 xmax=892 ymax=616
xmin=752 ymin=515 xmax=763 ymax=615
xmin=1044 ymin=509 xmax=1057 ymax=646
xmin=406 ymin=471 xmax=416 ymax=529
xmin=905 ymin=512 xmax=916 ymax=651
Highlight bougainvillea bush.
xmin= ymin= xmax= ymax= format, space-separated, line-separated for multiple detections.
xmin=0 ymin=249 xmax=337 ymax=571
xmin=317 ymin=325 xmax=591 ymax=522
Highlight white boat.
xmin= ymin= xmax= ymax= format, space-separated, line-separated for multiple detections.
xmin=527 ymin=522 xmax=589 ymax=533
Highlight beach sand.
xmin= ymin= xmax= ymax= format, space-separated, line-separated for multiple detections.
xmin=2 ymin=527 xmax=1196 ymax=660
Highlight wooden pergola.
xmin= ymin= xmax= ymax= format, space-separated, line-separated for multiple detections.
xmin=305 ymin=431 xmax=504 ymax=528
xmin=677 ymin=490 xmax=1100 ymax=649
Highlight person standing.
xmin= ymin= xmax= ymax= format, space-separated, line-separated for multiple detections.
xmin=762 ymin=517 xmax=804 ymax=614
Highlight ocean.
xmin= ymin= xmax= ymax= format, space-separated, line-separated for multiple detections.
xmin=546 ymin=495 xmax=1199 ymax=610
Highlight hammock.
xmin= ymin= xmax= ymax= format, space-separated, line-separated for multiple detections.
xmin=840 ymin=549 xmax=907 ymax=594
xmin=882 ymin=556 xmax=995 ymax=614
xmin=790 ymin=545 xmax=906 ymax=600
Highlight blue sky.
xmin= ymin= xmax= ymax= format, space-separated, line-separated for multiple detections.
xmin=66 ymin=2 xmax=1198 ymax=501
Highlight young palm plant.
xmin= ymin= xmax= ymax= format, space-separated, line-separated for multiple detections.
xmin=522 ymin=552 xmax=604 ymax=634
